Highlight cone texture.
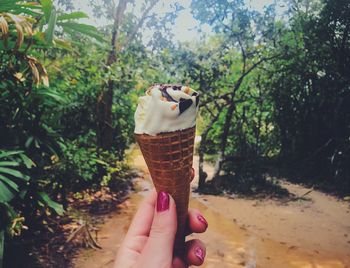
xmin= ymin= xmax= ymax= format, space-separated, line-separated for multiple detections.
xmin=135 ymin=126 xmax=195 ymax=253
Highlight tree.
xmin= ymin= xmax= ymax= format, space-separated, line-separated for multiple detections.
xmin=191 ymin=0 xmax=280 ymax=187
xmin=265 ymin=0 xmax=350 ymax=190
xmin=0 ymin=1 xmax=103 ymax=265
xmin=95 ymin=0 xmax=181 ymax=150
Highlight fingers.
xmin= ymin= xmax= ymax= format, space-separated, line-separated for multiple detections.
xmin=135 ymin=191 xmax=177 ymax=267
xmin=184 ymin=239 xmax=206 ymax=266
xmin=190 ymin=167 xmax=195 ymax=181
xmin=172 ymin=257 xmax=188 ymax=268
xmin=186 ymin=209 xmax=208 ymax=235
xmin=125 ymin=189 xmax=157 ymax=238
xmin=115 ymin=190 xmax=157 ymax=267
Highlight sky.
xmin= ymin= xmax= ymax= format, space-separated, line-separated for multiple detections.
xmin=75 ymin=0 xmax=287 ymax=43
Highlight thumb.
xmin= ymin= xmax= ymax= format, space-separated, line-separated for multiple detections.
xmin=136 ymin=191 xmax=177 ymax=268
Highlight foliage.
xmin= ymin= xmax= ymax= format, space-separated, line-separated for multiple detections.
xmin=262 ymin=0 xmax=350 ymax=192
xmin=0 ymin=151 xmax=30 ymax=203
xmin=49 ymin=133 xmax=132 ymax=200
xmin=1 ymin=0 xmax=350 ymax=265
xmin=0 ymin=149 xmax=64 ymax=268
xmin=0 ymin=0 xmax=108 ymax=266
xmin=187 ymin=0 xmax=350 ymax=195
xmin=100 ymin=155 xmax=132 ymax=192
xmin=54 ymin=137 xmax=99 ymax=188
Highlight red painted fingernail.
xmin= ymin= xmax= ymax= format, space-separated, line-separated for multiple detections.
xmin=197 ymin=215 xmax=208 ymax=228
xmin=195 ymin=247 xmax=205 ymax=262
xmin=157 ymin=191 xmax=169 ymax=212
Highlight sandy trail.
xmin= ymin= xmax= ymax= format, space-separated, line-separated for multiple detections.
xmin=74 ymin=146 xmax=350 ymax=268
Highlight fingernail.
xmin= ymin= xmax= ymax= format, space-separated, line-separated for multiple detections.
xmin=197 ymin=215 xmax=208 ymax=228
xmin=157 ymin=191 xmax=170 ymax=212
xmin=195 ymin=247 xmax=205 ymax=262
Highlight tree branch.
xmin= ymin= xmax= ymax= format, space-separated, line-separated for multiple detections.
xmin=121 ymin=0 xmax=159 ymax=49
xmin=107 ymin=0 xmax=129 ymax=65
xmin=200 ymin=53 xmax=280 ymax=107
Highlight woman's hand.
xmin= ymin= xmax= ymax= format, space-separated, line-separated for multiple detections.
xmin=114 ymin=190 xmax=208 ymax=268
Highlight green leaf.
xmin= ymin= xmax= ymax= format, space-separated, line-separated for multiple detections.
xmin=0 ymin=161 xmax=20 ymax=167
xmin=57 ymin=11 xmax=89 ymax=21
xmin=16 ymin=3 xmax=42 ymax=17
xmin=25 ymin=136 xmax=34 ymax=148
xmin=37 ymin=192 xmax=64 ymax=215
xmin=40 ymin=0 xmax=53 ymax=22
xmin=59 ymin=22 xmax=105 ymax=42
xmin=1 ymin=1 xmax=41 ymax=15
xmin=0 ymin=175 xmax=19 ymax=192
xmin=0 ymin=230 xmax=4 ymax=268
xmin=53 ymin=38 xmax=72 ymax=51
xmin=19 ymin=154 xmax=36 ymax=169
xmin=45 ymin=6 xmax=57 ymax=44
xmin=0 ymin=167 xmax=25 ymax=180
xmin=0 ymin=181 xmax=15 ymax=203
xmin=94 ymin=159 xmax=108 ymax=166
xmin=0 ymin=151 xmax=23 ymax=159
xmin=37 ymin=90 xmax=66 ymax=103
xmin=0 ymin=0 xmax=17 ymax=12
xmin=18 ymin=2 xmax=42 ymax=10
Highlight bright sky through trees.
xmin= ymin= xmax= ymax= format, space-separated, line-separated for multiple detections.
xmin=75 ymin=0 xmax=287 ymax=43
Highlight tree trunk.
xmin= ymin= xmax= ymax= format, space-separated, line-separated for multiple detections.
xmin=210 ymin=52 xmax=272 ymax=186
xmin=197 ymin=105 xmax=224 ymax=191
xmin=96 ymin=81 xmax=114 ymax=150
xmin=96 ymin=0 xmax=128 ymax=150
xmin=212 ymin=98 xmax=236 ymax=187
xmin=198 ymin=143 xmax=207 ymax=190
xmin=96 ymin=0 xmax=158 ymax=150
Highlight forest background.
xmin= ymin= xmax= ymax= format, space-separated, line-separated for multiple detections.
xmin=0 ymin=0 xmax=349 ymax=266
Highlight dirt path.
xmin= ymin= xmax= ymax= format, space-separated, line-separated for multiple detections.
xmin=74 ymin=146 xmax=350 ymax=268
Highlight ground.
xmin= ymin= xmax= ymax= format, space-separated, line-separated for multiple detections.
xmin=73 ymin=146 xmax=350 ymax=268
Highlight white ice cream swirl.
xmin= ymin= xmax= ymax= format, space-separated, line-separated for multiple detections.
xmin=134 ymin=84 xmax=199 ymax=136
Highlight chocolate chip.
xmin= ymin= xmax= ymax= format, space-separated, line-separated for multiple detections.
xmin=160 ymin=88 xmax=176 ymax=102
xmin=179 ymin=98 xmax=193 ymax=114
xmin=172 ymin=85 xmax=182 ymax=90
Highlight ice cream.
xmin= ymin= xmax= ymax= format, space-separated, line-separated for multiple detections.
xmin=134 ymin=84 xmax=199 ymax=254
xmin=134 ymin=84 xmax=199 ymax=135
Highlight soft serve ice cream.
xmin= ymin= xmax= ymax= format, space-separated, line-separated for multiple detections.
xmin=134 ymin=84 xmax=199 ymax=136
xmin=134 ymin=83 xmax=198 ymax=253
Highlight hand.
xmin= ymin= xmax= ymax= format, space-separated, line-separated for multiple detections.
xmin=114 ymin=190 xmax=208 ymax=268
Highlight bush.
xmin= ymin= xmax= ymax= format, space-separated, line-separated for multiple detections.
xmin=48 ymin=133 xmax=133 ymax=203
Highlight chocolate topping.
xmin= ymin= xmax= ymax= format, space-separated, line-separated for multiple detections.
xmin=135 ymin=84 xmax=198 ymax=135
xmin=160 ymin=88 xmax=177 ymax=102
xmin=155 ymin=84 xmax=199 ymax=113
xmin=179 ymin=98 xmax=193 ymax=114
xmin=157 ymin=84 xmax=182 ymax=91
xmin=157 ymin=84 xmax=180 ymax=102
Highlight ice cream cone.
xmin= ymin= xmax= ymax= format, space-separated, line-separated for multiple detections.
xmin=135 ymin=126 xmax=196 ymax=254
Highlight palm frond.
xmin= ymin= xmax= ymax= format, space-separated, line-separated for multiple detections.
xmin=26 ymin=56 xmax=50 ymax=86
xmin=0 ymin=13 xmax=34 ymax=49
xmin=0 ymin=15 xmax=9 ymax=38
xmin=27 ymin=56 xmax=40 ymax=85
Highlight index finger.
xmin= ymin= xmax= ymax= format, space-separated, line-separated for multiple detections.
xmin=125 ymin=189 xmax=157 ymax=238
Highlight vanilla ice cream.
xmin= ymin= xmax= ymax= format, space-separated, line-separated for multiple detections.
xmin=134 ymin=84 xmax=199 ymax=135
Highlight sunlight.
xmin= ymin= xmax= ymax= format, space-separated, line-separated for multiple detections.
xmin=73 ymin=0 xmax=287 ymax=43
xmin=1 ymin=0 xmax=349 ymax=267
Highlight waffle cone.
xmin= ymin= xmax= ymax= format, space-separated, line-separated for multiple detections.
xmin=135 ymin=126 xmax=196 ymax=253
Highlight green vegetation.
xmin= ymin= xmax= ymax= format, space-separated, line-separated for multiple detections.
xmin=0 ymin=0 xmax=349 ymax=266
